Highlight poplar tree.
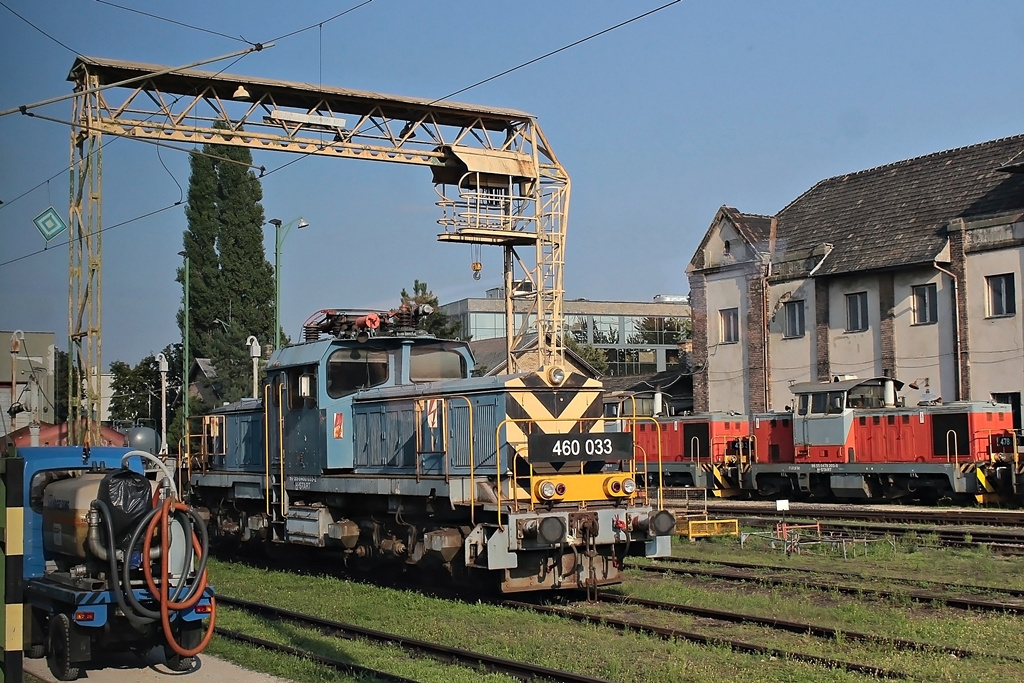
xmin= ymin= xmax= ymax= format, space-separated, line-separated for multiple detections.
xmin=179 ymin=130 xmax=274 ymax=405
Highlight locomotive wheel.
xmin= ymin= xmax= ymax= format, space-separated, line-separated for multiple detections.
xmin=46 ymin=613 xmax=80 ymax=681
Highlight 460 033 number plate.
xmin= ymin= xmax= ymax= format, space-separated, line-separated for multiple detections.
xmin=528 ymin=432 xmax=633 ymax=463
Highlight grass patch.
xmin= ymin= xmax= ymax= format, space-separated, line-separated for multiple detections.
xmin=207 ymin=559 xmax=865 ymax=683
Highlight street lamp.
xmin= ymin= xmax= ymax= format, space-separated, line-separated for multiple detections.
xmin=246 ymin=335 xmax=261 ymax=399
xmin=267 ymin=217 xmax=309 ymax=350
xmin=178 ymin=251 xmax=190 ymax=435
xmin=156 ymin=352 xmax=168 ymax=454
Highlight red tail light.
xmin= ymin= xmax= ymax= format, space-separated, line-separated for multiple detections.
xmin=74 ymin=612 xmax=94 ymax=622
xmin=195 ymin=604 xmax=212 ymax=615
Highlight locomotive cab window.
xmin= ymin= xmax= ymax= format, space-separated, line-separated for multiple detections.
xmin=288 ymin=366 xmax=317 ymax=410
xmin=326 ymin=348 xmax=390 ymax=398
xmin=410 ymin=344 xmax=467 ymax=382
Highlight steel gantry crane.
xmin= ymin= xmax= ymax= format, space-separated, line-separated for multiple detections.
xmin=65 ymin=55 xmax=570 ymax=442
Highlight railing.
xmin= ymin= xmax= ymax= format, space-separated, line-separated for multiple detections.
xmin=262 ymin=382 xmax=286 ymax=519
xmin=945 ymin=429 xmax=960 ymax=465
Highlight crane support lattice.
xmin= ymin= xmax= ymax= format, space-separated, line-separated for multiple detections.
xmin=66 ymin=56 xmax=569 ymax=429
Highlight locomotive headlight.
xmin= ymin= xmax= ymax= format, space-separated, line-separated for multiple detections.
xmin=538 ymin=480 xmax=557 ymax=500
xmin=546 ymin=366 xmax=566 ymax=386
xmin=622 ymin=477 xmax=637 ymax=495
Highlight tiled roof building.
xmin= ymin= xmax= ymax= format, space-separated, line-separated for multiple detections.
xmin=688 ymin=134 xmax=1024 ymax=426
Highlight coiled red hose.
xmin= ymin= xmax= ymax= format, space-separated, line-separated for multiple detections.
xmin=141 ymin=495 xmax=217 ymax=657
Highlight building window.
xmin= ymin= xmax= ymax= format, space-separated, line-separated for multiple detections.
xmin=592 ymin=316 xmax=620 ymax=344
xmin=845 ymin=292 xmax=868 ymax=332
xmin=719 ymin=308 xmax=739 ymax=343
xmin=783 ymin=300 xmax=804 ymax=338
xmin=986 ymin=274 xmax=1016 ymax=317
xmin=912 ymin=283 xmax=938 ymax=324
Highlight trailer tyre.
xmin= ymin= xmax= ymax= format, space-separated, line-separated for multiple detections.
xmin=27 ymin=643 xmax=46 ymax=659
xmin=46 ymin=613 xmax=80 ymax=681
xmin=165 ymin=653 xmax=197 ymax=672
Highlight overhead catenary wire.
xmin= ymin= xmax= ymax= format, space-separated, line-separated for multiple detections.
xmin=0 ymin=0 xmax=79 ymax=55
xmin=0 ymin=203 xmax=182 ymax=268
xmin=94 ymin=0 xmax=252 ymax=44
xmin=261 ymin=0 xmax=683 ymax=178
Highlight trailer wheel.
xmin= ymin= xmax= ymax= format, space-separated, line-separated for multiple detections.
xmin=46 ymin=613 xmax=80 ymax=681
xmin=27 ymin=643 xmax=46 ymax=659
xmin=165 ymin=653 xmax=197 ymax=672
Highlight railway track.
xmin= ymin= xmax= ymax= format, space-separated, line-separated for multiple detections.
xmin=671 ymin=498 xmax=1024 ymax=527
xmin=643 ymin=555 xmax=1024 ymax=599
xmin=592 ymin=593 xmax=1024 ymax=663
xmin=216 ymin=628 xmax=420 ymax=683
xmin=734 ymin=517 xmax=1024 ymax=552
xmin=503 ymin=600 xmax=908 ymax=679
xmin=632 ymin=561 xmax=1024 ymax=614
xmin=219 ymin=593 xmax=909 ymax=680
xmin=217 ymin=595 xmax=614 ymax=683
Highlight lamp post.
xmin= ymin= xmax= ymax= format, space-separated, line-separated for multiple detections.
xmin=246 ymin=335 xmax=261 ymax=399
xmin=178 ymin=251 xmax=190 ymax=435
xmin=267 ymin=217 xmax=309 ymax=350
xmin=156 ymin=352 xmax=168 ymax=454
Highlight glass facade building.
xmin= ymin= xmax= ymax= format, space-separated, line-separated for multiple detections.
xmin=440 ymin=292 xmax=691 ymax=376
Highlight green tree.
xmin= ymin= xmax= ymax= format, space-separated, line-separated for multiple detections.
xmin=179 ymin=126 xmax=275 ymax=404
xmin=400 ymin=279 xmax=467 ymax=340
xmin=564 ymin=335 xmax=609 ymax=375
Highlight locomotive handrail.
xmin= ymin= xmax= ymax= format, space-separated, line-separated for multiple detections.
xmin=690 ymin=436 xmax=700 ymax=472
xmin=628 ymin=416 xmax=663 ymax=509
xmin=710 ymin=434 xmax=733 ymax=464
xmin=262 ymin=382 xmax=288 ymax=519
xmin=746 ymin=434 xmax=757 ymax=465
xmin=278 ymin=382 xmax=286 ymax=519
xmin=263 ymin=383 xmax=271 ymax=516
xmin=632 ymin=442 xmax=649 ymax=502
xmin=447 ymin=396 xmax=475 ymax=522
xmin=945 ymin=429 xmax=959 ymax=465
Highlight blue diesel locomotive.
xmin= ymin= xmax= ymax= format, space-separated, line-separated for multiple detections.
xmin=182 ymin=306 xmax=676 ymax=592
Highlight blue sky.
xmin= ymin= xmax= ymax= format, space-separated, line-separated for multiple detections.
xmin=3 ymin=0 xmax=1024 ymax=367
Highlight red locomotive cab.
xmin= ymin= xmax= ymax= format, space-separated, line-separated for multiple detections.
xmin=790 ymin=376 xmax=904 ymax=464
xmin=968 ymin=404 xmax=1016 ymax=462
xmin=751 ymin=413 xmax=795 ymax=463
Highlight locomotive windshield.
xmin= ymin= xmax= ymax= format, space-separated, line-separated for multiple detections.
xmin=410 ymin=344 xmax=467 ymax=382
xmin=799 ymin=391 xmax=845 ymax=415
xmin=326 ymin=348 xmax=390 ymax=397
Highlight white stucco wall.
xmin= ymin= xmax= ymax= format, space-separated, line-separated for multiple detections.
xmin=828 ymin=275 xmax=883 ymax=379
xmin=964 ymin=248 xmax=1024 ymax=402
xmin=702 ymin=219 xmax=755 ymax=271
xmin=891 ymin=267 xmax=956 ymax=403
xmin=767 ymin=279 xmax=815 ymax=411
xmin=704 ymin=269 xmax=748 ymax=412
